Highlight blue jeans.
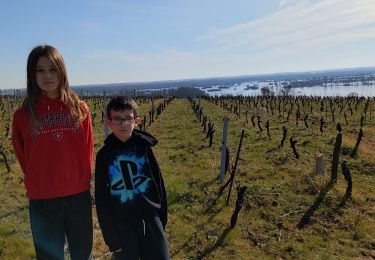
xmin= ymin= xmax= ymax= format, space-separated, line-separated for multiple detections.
xmin=29 ymin=191 xmax=93 ymax=260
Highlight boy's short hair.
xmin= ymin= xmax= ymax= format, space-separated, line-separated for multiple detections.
xmin=106 ymin=96 xmax=139 ymax=118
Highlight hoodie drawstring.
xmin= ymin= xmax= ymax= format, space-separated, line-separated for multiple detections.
xmin=142 ymin=219 xmax=146 ymax=236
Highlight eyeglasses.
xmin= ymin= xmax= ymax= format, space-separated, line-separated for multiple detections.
xmin=110 ymin=117 xmax=135 ymax=125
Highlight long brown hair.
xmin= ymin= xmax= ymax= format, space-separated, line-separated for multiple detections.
xmin=24 ymin=44 xmax=87 ymax=126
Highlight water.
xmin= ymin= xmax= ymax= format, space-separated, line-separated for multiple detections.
xmin=292 ymin=84 xmax=375 ymax=97
xmin=200 ymin=81 xmax=375 ymax=97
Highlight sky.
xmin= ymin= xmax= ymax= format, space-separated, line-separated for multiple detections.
xmin=1 ymin=0 xmax=375 ymax=89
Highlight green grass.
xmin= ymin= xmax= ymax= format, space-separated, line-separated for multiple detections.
xmin=0 ymin=96 xmax=374 ymax=259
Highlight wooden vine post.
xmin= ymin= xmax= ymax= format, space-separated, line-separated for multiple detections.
xmin=341 ymin=161 xmax=352 ymax=199
xmin=331 ymin=123 xmax=342 ymax=182
xmin=280 ymin=126 xmax=287 ymax=147
xmin=220 ymin=117 xmax=229 ymax=184
xmin=290 ymin=136 xmax=299 ymax=159
xmin=315 ymin=153 xmax=325 ymax=175
xmin=227 ymin=130 xmax=245 ymax=205
xmin=350 ymin=128 xmax=364 ymax=158
xmin=230 ymin=186 xmax=247 ymax=228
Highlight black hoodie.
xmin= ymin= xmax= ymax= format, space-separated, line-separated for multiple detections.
xmin=95 ymin=130 xmax=167 ymax=251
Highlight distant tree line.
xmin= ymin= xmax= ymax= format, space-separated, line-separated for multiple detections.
xmin=169 ymin=87 xmax=207 ymax=98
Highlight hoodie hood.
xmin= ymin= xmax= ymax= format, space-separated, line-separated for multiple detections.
xmin=39 ymin=93 xmax=61 ymax=103
xmin=104 ymin=129 xmax=158 ymax=147
xmin=38 ymin=94 xmax=66 ymax=113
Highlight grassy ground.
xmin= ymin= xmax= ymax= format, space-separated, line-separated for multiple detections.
xmin=0 ymin=96 xmax=374 ymax=259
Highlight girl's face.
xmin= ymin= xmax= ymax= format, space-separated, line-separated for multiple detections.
xmin=36 ymin=56 xmax=60 ymax=99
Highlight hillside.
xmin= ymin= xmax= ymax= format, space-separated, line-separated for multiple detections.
xmin=0 ymin=95 xmax=374 ymax=259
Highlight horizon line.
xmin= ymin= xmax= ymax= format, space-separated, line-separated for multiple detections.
xmin=2 ymin=64 xmax=375 ymax=90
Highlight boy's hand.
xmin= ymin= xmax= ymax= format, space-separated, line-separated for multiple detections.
xmin=111 ymin=249 xmax=123 ymax=260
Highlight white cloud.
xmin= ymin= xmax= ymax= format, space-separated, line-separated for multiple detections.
xmin=80 ymin=48 xmax=225 ymax=82
xmin=279 ymin=0 xmax=287 ymax=9
xmin=202 ymin=0 xmax=375 ymax=55
xmin=79 ymin=0 xmax=375 ymax=82
xmin=84 ymin=49 xmax=207 ymax=68
xmin=279 ymin=0 xmax=306 ymax=9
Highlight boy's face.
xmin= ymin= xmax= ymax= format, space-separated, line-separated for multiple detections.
xmin=106 ymin=109 xmax=140 ymax=142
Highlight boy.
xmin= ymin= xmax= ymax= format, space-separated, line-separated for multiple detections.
xmin=95 ymin=96 xmax=169 ymax=260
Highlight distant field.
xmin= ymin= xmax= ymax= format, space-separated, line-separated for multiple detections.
xmin=0 ymin=95 xmax=374 ymax=259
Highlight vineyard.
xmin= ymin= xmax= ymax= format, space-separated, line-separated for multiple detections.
xmin=0 ymin=94 xmax=374 ymax=259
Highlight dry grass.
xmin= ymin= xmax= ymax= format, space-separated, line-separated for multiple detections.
xmin=0 ymin=95 xmax=374 ymax=259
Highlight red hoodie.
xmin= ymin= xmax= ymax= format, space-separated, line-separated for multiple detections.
xmin=12 ymin=95 xmax=93 ymax=200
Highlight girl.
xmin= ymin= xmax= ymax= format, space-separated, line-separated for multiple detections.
xmin=12 ymin=45 xmax=94 ymax=259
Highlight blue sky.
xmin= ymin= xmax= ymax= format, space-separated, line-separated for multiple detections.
xmin=1 ymin=0 xmax=375 ymax=89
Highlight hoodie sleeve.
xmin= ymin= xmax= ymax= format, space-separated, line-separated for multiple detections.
xmin=94 ymin=150 xmax=122 ymax=251
xmin=12 ymin=109 xmax=27 ymax=174
xmin=81 ymin=101 xmax=94 ymax=171
xmin=147 ymin=147 xmax=168 ymax=229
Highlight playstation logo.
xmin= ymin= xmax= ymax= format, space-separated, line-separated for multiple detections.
xmin=111 ymin=160 xmax=148 ymax=191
